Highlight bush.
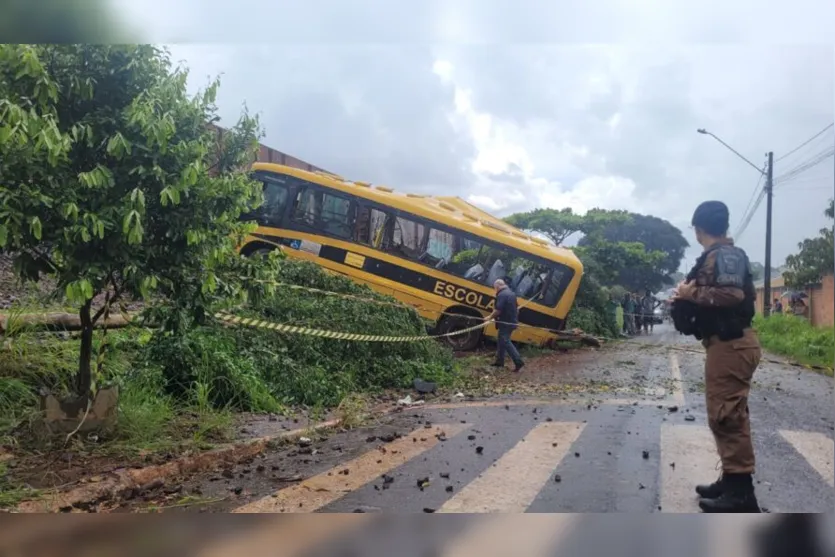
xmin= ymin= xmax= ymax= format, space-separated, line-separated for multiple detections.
xmin=754 ymin=313 xmax=834 ymax=374
xmin=145 ymin=259 xmax=457 ymax=410
xmin=566 ymin=274 xmax=618 ymax=338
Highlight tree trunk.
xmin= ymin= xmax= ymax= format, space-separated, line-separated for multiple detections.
xmin=77 ymin=299 xmax=94 ymax=397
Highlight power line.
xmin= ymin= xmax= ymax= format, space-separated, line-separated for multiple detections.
xmin=774 ymin=147 xmax=835 ymax=186
xmin=775 ymin=123 xmax=834 ymax=163
xmin=735 ymin=188 xmax=766 ymax=241
xmin=734 ymin=162 xmax=767 ymax=239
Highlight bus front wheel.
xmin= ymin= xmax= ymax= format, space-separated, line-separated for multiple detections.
xmin=437 ymin=314 xmax=482 ymax=351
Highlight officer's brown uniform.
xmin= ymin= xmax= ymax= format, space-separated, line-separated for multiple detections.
xmin=691 ymin=238 xmax=762 ymax=475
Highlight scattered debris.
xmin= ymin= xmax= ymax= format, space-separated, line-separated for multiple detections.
xmin=639 ymin=483 xmax=646 ymax=490
xmin=685 ymin=415 xmax=696 ymax=422
xmin=221 ymin=469 xmax=234 ymax=480
xmin=397 ymin=395 xmax=424 ymax=407
xmin=439 ymin=472 xmax=450 ymax=479
xmin=475 ymin=446 xmax=484 ymax=455
xmin=446 ymin=486 xmax=454 ymax=493
xmin=366 ymin=435 xmax=378 ymax=443
xmin=667 ymin=406 xmax=679 ymax=413
xmin=454 ymin=392 xmax=465 ymax=398
xmin=423 ymin=507 xmax=436 ymax=513
xmin=417 ymin=478 xmax=430 ymax=490
xmin=554 ymin=474 xmax=562 ymax=483
xmin=298 ymin=437 xmax=312 ymax=447
xmin=574 ymin=452 xmax=580 ymax=458
xmin=467 ymin=435 xmax=476 ymax=441
xmin=642 ymin=450 xmax=649 ymax=460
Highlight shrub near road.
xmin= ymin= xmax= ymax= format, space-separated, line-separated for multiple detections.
xmin=754 ymin=314 xmax=834 ymax=375
xmin=146 ymin=259 xmax=457 ymax=411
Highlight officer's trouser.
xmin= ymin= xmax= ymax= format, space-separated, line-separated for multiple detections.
xmin=703 ymin=328 xmax=761 ymax=474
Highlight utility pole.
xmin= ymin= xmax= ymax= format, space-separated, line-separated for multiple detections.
xmin=763 ymin=152 xmax=774 ymax=317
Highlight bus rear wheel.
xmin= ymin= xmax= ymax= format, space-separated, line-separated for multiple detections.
xmin=437 ymin=314 xmax=482 ymax=351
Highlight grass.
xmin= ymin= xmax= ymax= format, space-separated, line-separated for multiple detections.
xmin=0 ymin=462 xmax=39 ymax=509
xmin=754 ymin=314 xmax=834 ymax=376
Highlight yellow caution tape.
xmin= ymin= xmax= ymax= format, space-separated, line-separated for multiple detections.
xmin=214 ymin=311 xmax=490 ymax=343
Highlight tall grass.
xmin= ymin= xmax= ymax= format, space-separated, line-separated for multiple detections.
xmin=754 ymin=314 xmax=834 ymax=375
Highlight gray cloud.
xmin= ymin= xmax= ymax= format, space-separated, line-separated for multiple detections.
xmin=119 ymin=0 xmax=834 ymax=272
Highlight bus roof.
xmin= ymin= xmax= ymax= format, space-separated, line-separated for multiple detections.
xmin=251 ymin=162 xmax=582 ymax=269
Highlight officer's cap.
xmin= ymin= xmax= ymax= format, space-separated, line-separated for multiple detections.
xmin=691 ymin=201 xmax=729 ymax=236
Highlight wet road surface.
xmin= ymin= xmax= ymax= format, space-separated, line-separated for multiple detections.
xmin=116 ymin=325 xmax=834 ymax=520
xmin=8 ymin=325 xmax=834 ymax=555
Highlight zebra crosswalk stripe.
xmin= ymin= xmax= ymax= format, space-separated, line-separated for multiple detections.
xmin=660 ymin=424 xmax=719 ymax=513
xmin=779 ymin=430 xmax=834 ymax=488
xmin=229 ymin=421 xmax=834 ymax=515
xmin=232 ymin=423 xmax=469 ymax=513
xmin=438 ymin=422 xmax=585 ymax=513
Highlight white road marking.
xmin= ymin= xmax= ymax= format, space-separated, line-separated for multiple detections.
xmin=668 ymin=351 xmax=686 ymax=406
xmin=232 ymin=423 xmax=468 ymax=513
xmin=438 ymin=421 xmax=585 ymax=513
xmin=660 ymin=424 xmax=718 ymax=513
xmin=780 ymin=430 xmax=834 ymax=487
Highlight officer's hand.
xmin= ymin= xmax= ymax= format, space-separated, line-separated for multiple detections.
xmin=674 ymin=281 xmax=697 ymax=301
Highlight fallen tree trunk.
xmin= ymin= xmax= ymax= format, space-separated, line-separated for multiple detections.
xmin=0 ymin=312 xmax=139 ymax=335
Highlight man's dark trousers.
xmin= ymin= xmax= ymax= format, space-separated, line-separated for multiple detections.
xmin=496 ymin=327 xmax=523 ymax=368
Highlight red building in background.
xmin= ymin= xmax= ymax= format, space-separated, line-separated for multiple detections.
xmin=210 ymin=124 xmax=329 ymax=174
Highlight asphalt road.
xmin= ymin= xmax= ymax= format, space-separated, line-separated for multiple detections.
xmin=7 ymin=324 xmax=834 ymax=555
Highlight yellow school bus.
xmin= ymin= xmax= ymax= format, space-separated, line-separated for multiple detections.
xmin=238 ymin=162 xmax=584 ymax=350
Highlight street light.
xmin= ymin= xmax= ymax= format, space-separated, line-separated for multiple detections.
xmin=696 ymin=128 xmax=775 ymax=317
xmin=697 ymin=129 xmax=765 ymax=176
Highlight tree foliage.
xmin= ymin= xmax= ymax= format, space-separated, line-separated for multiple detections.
xmin=577 ymin=211 xmax=689 ymax=291
xmin=783 ymin=200 xmax=834 ymax=288
xmin=0 ymin=45 xmax=265 ymax=398
xmin=505 ymin=207 xmax=629 ymax=246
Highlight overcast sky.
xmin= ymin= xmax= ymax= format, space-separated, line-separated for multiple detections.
xmin=114 ymin=0 xmax=834 ymax=272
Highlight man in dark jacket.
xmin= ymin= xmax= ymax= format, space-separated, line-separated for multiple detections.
xmin=487 ymin=279 xmax=524 ymax=372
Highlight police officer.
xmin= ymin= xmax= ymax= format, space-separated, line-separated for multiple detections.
xmin=672 ymin=200 xmax=762 ymax=513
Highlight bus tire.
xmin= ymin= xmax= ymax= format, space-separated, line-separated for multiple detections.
xmin=437 ymin=313 xmax=482 ymax=351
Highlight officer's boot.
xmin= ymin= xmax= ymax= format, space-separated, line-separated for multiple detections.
xmin=698 ymin=472 xmax=760 ymax=513
xmin=695 ymin=473 xmax=726 ymax=499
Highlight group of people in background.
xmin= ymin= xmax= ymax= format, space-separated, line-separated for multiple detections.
xmin=622 ymin=289 xmax=660 ymax=336
xmin=772 ymin=295 xmax=809 ymax=318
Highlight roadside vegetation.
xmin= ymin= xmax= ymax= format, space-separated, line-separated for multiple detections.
xmin=0 ymin=45 xmax=687 ymax=508
xmin=755 ymin=314 xmax=834 ymax=376
xmin=506 ymin=208 xmax=688 ymax=338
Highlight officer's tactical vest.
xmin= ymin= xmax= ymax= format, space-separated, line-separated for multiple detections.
xmin=671 ymin=244 xmax=755 ymax=341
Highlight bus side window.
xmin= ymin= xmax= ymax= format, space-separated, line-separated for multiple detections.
xmin=388 ymin=216 xmax=427 ymax=260
xmin=541 ymin=267 xmax=567 ymax=307
xmin=356 ymin=206 xmax=390 ymax=248
xmin=260 ymin=180 xmax=290 ymax=226
xmin=291 ymin=186 xmax=355 ymax=239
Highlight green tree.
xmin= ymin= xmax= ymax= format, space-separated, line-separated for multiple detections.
xmin=505 ymin=207 xmax=631 ymax=246
xmin=505 ymin=208 xmax=585 ymax=245
xmin=578 ymin=211 xmax=689 ymax=291
xmin=783 ymin=200 xmax=834 ymax=288
xmin=0 ymin=45 xmax=264 ymax=401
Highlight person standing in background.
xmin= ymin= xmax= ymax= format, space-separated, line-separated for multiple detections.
xmin=486 ymin=279 xmax=525 ymax=373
